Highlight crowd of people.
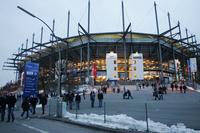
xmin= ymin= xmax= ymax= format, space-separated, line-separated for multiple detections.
xmin=0 ymin=92 xmax=17 ymax=122
xmin=0 ymin=92 xmax=48 ymax=122
xmin=170 ymin=81 xmax=187 ymax=93
xmin=63 ymin=89 xmax=104 ymax=110
xmin=21 ymin=93 xmax=48 ymax=119
xmin=151 ymin=80 xmax=188 ymax=100
xmin=0 ymin=79 xmax=191 ymax=122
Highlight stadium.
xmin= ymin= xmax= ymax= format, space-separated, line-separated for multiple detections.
xmin=2 ymin=2 xmax=200 ymax=92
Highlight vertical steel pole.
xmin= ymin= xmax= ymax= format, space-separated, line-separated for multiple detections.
xmin=87 ymin=0 xmax=90 ymax=83
xmin=104 ymin=102 xmax=106 ymax=123
xmin=122 ymin=1 xmax=127 ymax=80
xmin=40 ymin=27 xmax=43 ymax=50
xmin=52 ymin=19 xmax=55 ymax=41
xmin=21 ymin=43 xmax=24 ymax=60
xmin=185 ymin=29 xmax=190 ymax=80
xmin=32 ymin=33 xmax=35 ymax=48
xmin=154 ymin=2 xmax=163 ymax=83
xmin=58 ymin=38 xmax=61 ymax=97
xmin=145 ymin=103 xmax=149 ymax=132
xmin=26 ymin=38 xmax=28 ymax=55
xmin=67 ymin=11 xmax=70 ymax=38
xmin=178 ymin=21 xmax=183 ymax=81
xmin=168 ymin=12 xmax=177 ymax=81
xmin=80 ymin=47 xmax=83 ymax=84
xmin=191 ymin=35 xmax=195 ymax=86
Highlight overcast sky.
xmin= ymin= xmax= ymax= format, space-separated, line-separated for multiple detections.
xmin=0 ymin=0 xmax=200 ymax=87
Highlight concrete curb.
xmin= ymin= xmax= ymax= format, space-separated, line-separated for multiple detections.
xmin=39 ymin=116 xmax=147 ymax=133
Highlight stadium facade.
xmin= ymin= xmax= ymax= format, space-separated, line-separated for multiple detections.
xmin=3 ymin=1 xmax=200 ymax=90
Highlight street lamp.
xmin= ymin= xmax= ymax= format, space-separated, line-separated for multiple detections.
xmin=17 ymin=6 xmax=62 ymax=97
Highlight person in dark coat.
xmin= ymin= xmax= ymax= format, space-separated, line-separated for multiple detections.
xmin=83 ymin=90 xmax=86 ymax=100
xmin=179 ymin=85 xmax=183 ymax=93
xmin=40 ymin=94 xmax=47 ymax=114
xmin=0 ymin=93 xmax=6 ymax=121
xmin=171 ymin=83 xmax=174 ymax=92
xmin=90 ymin=91 xmax=95 ymax=108
xmin=68 ymin=92 xmax=74 ymax=110
xmin=158 ymin=87 xmax=163 ymax=100
xmin=21 ymin=97 xmax=30 ymax=119
xmin=175 ymin=83 xmax=178 ymax=91
xmin=97 ymin=90 xmax=103 ymax=107
xmin=153 ymin=88 xmax=158 ymax=100
xmin=6 ymin=93 xmax=17 ymax=122
xmin=75 ymin=93 xmax=81 ymax=110
xmin=183 ymin=84 xmax=187 ymax=93
xmin=30 ymin=95 xmax=38 ymax=114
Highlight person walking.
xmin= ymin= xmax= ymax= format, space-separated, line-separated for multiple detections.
xmin=97 ymin=90 xmax=103 ymax=108
xmin=30 ymin=95 xmax=38 ymax=115
xmin=75 ymin=93 xmax=81 ymax=110
xmin=175 ymin=83 xmax=178 ymax=91
xmin=153 ymin=88 xmax=158 ymax=100
xmin=127 ymin=89 xmax=133 ymax=99
xmin=0 ymin=93 xmax=6 ymax=121
xmin=40 ymin=94 xmax=47 ymax=114
xmin=68 ymin=92 xmax=74 ymax=110
xmin=179 ymin=84 xmax=183 ymax=93
xmin=183 ymin=84 xmax=187 ymax=93
xmin=171 ymin=83 xmax=174 ymax=92
xmin=83 ymin=90 xmax=86 ymax=100
xmin=90 ymin=91 xmax=95 ymax=108
xmin=6 ymin=93 xmax=17 ymax=122
xmin=21 ymin=97 xmax=30 ymax=119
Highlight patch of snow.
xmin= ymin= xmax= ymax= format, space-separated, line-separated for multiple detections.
xmin=36 ymin=104 xmax=42 ymax=108
xmin=187 ymin=86 xmax=200 ymax=93
xmin=62 ymin=103 xmax=200 ymax=133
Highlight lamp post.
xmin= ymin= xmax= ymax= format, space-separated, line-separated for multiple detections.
xmin=17 ymin=6 xmax=62 ymax=97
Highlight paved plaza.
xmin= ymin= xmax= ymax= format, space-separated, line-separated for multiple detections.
xmin=65 ymin=86 xmax=200 ymax=130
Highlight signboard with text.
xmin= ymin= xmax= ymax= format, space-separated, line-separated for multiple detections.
xmin=23 ymin=62 xmax=39 ymax=97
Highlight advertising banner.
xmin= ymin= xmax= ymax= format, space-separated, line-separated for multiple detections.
xmin=129 ymin=53 xmax=144 ymax=80
xmin=23 ymin=62 xmax=39 ymax=97
xmin=190 ymin=58 xmax=197 ymax=73
xmin=106 ymin=52 xmax=118 ymax=80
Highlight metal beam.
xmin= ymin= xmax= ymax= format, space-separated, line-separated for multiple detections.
xmin=160 ymin=25 xmax=179 ymax=36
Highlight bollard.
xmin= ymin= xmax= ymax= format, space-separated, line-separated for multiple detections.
xmin=49 ymin=99 xmax=50 ymax=116
xmin=104 ymin=102 xmax=106 ymax=123
xmin=75 ymin=105 xmax=78 ymax=119
xmin=145 ymin=103 xmax=149 ymax=132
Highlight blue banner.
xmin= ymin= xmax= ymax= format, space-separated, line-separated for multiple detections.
xmin=23 ymin=62 xmax=39 ymax=97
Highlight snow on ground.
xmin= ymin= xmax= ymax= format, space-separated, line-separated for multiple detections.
xmin=187 ymin=86 xmax=200 ymax=93
xmin=62 ymin=104 xmax=200 ymax=133
xmin=36 ymin=104 xmax=42 ymax=108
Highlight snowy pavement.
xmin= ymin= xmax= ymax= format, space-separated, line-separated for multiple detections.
xmin=54 ymin=87 xmax=200 ymax=133
xmin=62 ymin=111 xmax=200 ymax=133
